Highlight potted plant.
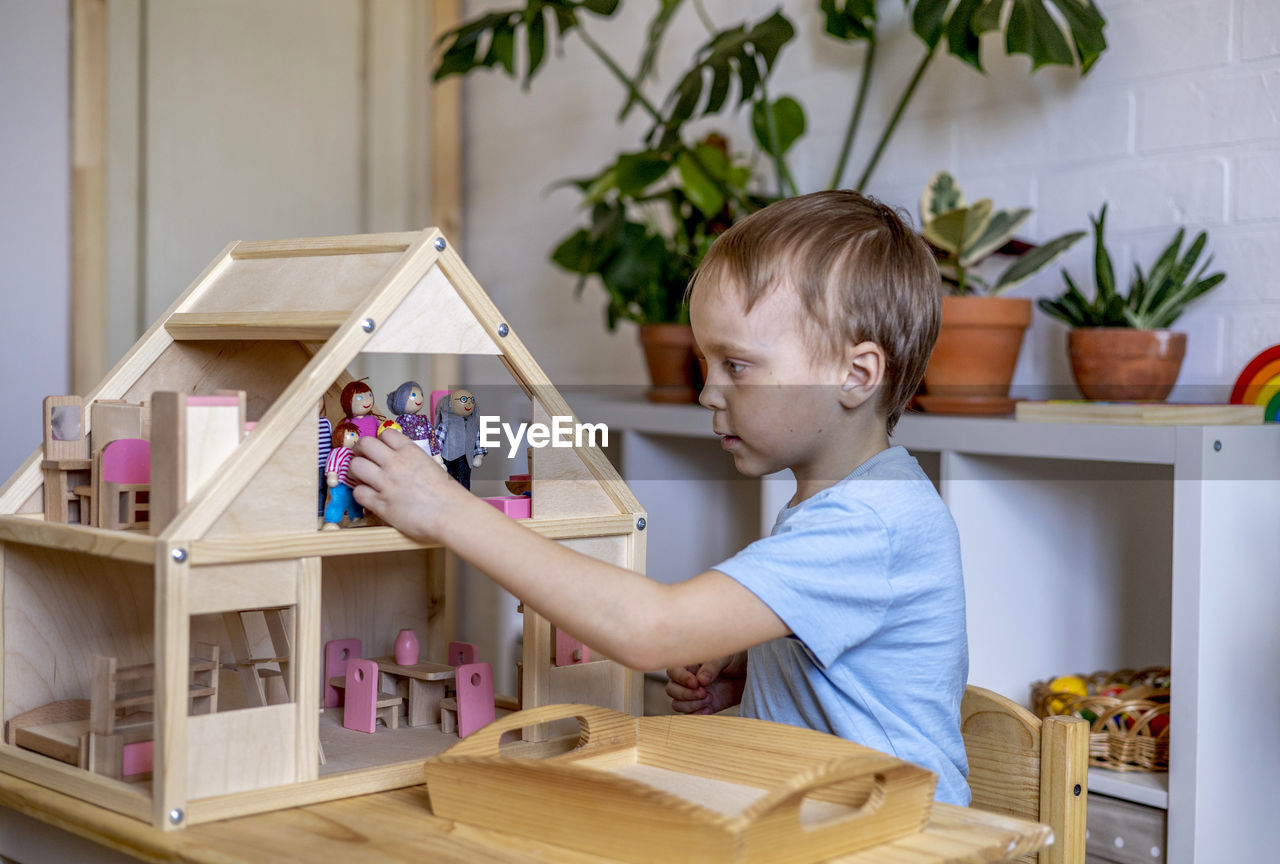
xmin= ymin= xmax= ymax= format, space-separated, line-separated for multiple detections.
xmin=1037 ymin=205 xmax=1226 ymax=402
xmin=917 ymin=172 xmax=1085 ymax=413
xmin=434 ymin=1 xmax=1107 ymax=400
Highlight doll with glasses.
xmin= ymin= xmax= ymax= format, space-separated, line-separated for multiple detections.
xmin=434 ymin=388 xmax=487 ymax=489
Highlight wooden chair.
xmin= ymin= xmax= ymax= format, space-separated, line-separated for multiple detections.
xmin=342 ymin=659 xmax=403 ymax=733
xmin=96 ymin=438 xmax=151 ymax=530
xmin=962 ymin=685 xmax=1089 ymax=864
xmin=41 ymin=395 xmax=91 ymax=524
xmin=439 ymin=661 xmax=494 ymax=739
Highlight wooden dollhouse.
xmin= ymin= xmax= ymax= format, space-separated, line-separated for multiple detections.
xmin=0 ymin=229 xmax=646 ymax=830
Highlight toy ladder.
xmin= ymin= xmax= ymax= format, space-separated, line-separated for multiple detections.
xmin=222 ymin=608 xmax=292 ymax=707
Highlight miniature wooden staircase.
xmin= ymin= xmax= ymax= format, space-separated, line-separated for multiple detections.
xmin=223 ymin=608 xmax=292 ymax=707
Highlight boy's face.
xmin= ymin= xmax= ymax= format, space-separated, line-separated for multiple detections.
xmin=340 ymin=428 xmax=359 ymax=449
xmin=690 ymin=280 xmax=847 ymax=482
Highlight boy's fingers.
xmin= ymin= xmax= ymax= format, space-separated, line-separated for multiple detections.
xmin=377 ymin=428 xmax=411 ymax=450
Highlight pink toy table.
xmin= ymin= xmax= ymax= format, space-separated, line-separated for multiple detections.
xmin=370 ymin=657 xmax=455 ymax=727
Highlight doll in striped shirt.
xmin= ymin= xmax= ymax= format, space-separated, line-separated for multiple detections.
xmin=322 ymin=421 xmax=364 ymax=530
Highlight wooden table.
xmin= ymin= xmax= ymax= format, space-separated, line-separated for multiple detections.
xmin=369 ymin=656 xmax=455 ymax=728
xmin=0 ymin=768 xmax=1050 ymax=864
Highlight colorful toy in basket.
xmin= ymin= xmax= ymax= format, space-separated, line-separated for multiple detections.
xmin=1032 ymin=667 xmax=1170 ymax=772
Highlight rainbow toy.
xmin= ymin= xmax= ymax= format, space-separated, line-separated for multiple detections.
xmin=1230 ymin=344 xmax=1280 ymax=422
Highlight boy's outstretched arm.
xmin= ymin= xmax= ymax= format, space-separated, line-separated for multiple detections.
xmin=349 ymin=431 xmax=788 ymax=672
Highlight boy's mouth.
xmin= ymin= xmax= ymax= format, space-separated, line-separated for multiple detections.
xmin=719 ymin=434 xmax=741 ymax=450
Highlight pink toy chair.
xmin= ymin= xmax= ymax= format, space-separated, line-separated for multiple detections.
xmin=324 ymin=638 xmax=362 ymax=708
xmin=342 ymin=658 xmax=403 ymax=734
xmin=439 ymin=661 xmax=494 ymax=739
xmin=98 ymin=438 xmax=151 ymax=530
xmin=447 ymin=641 xmax=478 ymax=667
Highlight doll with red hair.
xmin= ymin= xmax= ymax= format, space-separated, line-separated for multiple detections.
xmin=340 ymin=380 xmax=383 ymax=439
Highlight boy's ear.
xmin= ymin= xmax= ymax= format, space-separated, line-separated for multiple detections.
xmin=838 ymin=341 xmax=886 ymax=409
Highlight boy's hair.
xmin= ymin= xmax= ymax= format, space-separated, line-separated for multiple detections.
xmin=687 ymin=190 xmax=940 ymax=433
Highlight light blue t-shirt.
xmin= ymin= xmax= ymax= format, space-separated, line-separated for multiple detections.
xmin=713 ymin=445 xmax=970 ymax=806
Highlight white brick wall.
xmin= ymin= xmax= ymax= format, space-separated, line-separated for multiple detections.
xmin=463 ymin=0 xmax=1280 ymax=400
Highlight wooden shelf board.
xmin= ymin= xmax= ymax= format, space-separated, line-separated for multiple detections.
xmin=165 ymin=311 xmax=348 ymax=341
xmin=0 ymin=514 xmax=154 ymax=563
xmin=1088 ymin=767 xmax=1168 ymax=810
xmin=188 ymin=514 xmax=639 ymax=565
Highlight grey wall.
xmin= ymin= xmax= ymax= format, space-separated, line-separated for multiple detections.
xmin=0 ymin=0 xmax=70 ymax=479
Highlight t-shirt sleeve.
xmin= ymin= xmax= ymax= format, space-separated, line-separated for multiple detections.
xmin=712 ymin=498 xmax=892 ymax=668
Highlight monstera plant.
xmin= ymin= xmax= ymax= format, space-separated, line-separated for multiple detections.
xmin=435 ymin=0 xmax=1107 ymax=400
xmin=917 ymin=172 xmax=1085 ymax=414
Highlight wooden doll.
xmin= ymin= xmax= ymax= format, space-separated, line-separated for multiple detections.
xmin=340 ymin=381 xmax=382 ymax=439
xmin=385 ymin=381 xmax=443 ymax=465
xmin=322 ymin=421 xmax=364 ymax=530
xmin=434 ymin=388 xmax=487 ymax=489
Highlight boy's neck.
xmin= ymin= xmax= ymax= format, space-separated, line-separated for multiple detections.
xmin=789 ymin=411 xmax=890 ymax=506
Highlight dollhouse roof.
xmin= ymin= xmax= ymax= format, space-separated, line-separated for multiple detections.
xmin=0 ymin=229 xmax=641 ymax=546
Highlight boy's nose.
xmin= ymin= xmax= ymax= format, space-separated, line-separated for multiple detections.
xmin=697 ymin=381 xmax=724 ymax=411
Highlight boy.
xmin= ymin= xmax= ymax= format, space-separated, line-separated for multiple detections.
xmin=349 ymin=190 xmax=969 ymax=805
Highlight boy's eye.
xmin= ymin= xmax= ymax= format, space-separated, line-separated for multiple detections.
xmin=725 ymin=360 xmax=745 ymax=375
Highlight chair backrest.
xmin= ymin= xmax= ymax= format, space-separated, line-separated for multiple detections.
xmin=961 ymin=685 xmax=1089 ymax=864
xmin=454 ymin=661 xmax=495 ymax=738
xmin=447 ymin=640 xmax=478 ymax=666
xmin=101 ymin=438 xmax=150 ymax=484
xmin=342 ymin=658 xmax=379 ymax=734
xmin=324 ymin=638 xmax=362 ymax=708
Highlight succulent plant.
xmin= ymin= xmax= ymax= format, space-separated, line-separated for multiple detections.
xmin=1037 ymin=205 xmax=1226 ymax=329
xmin=920 ymin=172 xmax=1085 ymax=296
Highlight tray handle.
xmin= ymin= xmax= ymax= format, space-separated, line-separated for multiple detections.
xmin=739 ymin=759 xmax=931 ymax=839
xmin=437 ymin=703 xmax=638 ymax=758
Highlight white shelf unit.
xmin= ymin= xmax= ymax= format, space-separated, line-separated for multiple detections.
xmin=566 ymin=391 xmax=1280 ymax=864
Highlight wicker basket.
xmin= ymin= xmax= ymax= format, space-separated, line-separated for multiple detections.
xmin=1031 ymin=667 xmax=1170 ymax=772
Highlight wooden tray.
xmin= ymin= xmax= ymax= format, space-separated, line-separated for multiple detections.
xmin=424 ymin=704 xmax=937 ymax=864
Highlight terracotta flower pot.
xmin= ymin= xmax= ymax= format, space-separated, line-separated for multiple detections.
xmin=1067 ymin=328 xmax=1186 ymax=402
xmin=920 ymin=296 xmax=1031 ymax=412
xmin=638 ymin=324 xmax=703 ymax=404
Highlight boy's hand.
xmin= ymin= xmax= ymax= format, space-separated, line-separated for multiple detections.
xmin=349 ymin=430 xmax=471 ymax=544
xmin=665 ymin=652 xmax=748 ymax=715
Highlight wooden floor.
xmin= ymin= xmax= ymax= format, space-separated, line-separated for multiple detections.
xmin=317 ymin=706 xmax=504 ymax=776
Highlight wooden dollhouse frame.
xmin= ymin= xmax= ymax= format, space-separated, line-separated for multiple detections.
xmin=0 ymin=229 xmax=646 ymax=830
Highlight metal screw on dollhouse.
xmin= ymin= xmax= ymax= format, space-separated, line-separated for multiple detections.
xmin=636 ymin=518 xmax=646 ymax=531
xmin=168 ymin=808 xmax=184 ymax=825
xmin=1214 ymin=440 xmax=1222 ymax=452
xmin=361 ymin=318 xmax=376 ymax=333
xmin=434 ymin=237 xmax=446 ymax=251
xmin=171 ymin=548 xmax=187 ymax=563
xmin=497 ymin=323 xmax=509 ymax=337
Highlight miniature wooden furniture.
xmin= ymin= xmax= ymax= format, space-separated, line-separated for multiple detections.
xmin=40 ymin=395 xmax=91 ymax=524
xmin=89 ymin=645 xmax=221 ymax=780
xmin=426 ymin=704 xmax=941 ymax=864
xmin=223 ymin=607 xmax=291 ymax=707
xmin=555 ymin=628 xmax=590 ymax=666
xmin=341 ymin=659 xmax=403 ymax=734
xmin=962 ymin=685 xmax=1089 ymax=864
xmin=323 ymin=638 xmax=362 ymax=708
xmin=369 ymin=657 xmax=455 ymax=728
xmin=445 ymin=640 xmax=476 ymax=666
xmin=0 ymin=229 xmax=645 ymax=830
xmin=438 ymin=661 xmax=494 ymax=738
xmin=5 ymin=699 xmax=92 ymax=766
xmin=97 ymin=438 xmax=151 ymax=530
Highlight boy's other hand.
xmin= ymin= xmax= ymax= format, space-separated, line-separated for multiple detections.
xmin=349 ymin=429 xmax=468 ymax=544
xmin=665 ymin=652 xmax=747 ymax=715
